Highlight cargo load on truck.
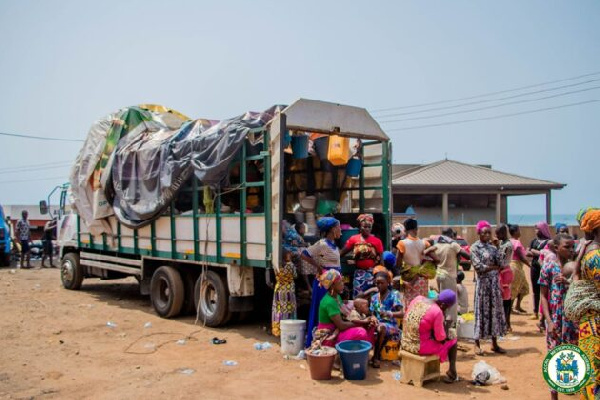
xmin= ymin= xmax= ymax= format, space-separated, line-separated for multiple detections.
xmin=70 ymin=104 xmax=284 ymax=234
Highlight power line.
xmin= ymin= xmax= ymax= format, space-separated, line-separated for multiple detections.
xmin=0 ymin=164 xmax=72 ymax=175
xmin=375 ymin=78 xmax=600 ymax=119
xmin=378 ymin=85 xmax=600 ymax=124
xmin=0 ymin=132 xmax=83 ymax=142
xmin=384 ymin=99 xmax=598 ymax=132
xmin=0 ymin=176 xmax=67 ymax=184
xmin=370 ymin=70 xmax=600 ymax=113
xmin=0 ymin=160 xmax=72 ymax=172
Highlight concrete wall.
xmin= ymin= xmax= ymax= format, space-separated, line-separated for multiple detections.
xmin=398 ymin=223 xmax=584 ymax=248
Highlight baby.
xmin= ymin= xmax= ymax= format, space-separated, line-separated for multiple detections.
xmin=323 ymin=299 xmax=377 ymax=344
xmin=345 ymin=298 xmax=372 ymax=322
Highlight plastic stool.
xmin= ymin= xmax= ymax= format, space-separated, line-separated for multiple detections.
xmin=398 ymin=350 xmax=440 ymax=387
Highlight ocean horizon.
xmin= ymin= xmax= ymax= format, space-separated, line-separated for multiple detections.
xmin=508 ymin=214 xmax=577 ymax=226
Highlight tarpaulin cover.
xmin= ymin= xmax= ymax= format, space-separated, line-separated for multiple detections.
xmin=70 ymin=104 xmax=284 ymax=233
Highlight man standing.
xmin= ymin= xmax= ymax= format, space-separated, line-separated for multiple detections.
xmin=16 ymin=210 xmax=31 ymax=269
xmin=41 ymin=219 xmax=57 ymax=268
xmin=425 ymin=228 xmax=471 ymax=327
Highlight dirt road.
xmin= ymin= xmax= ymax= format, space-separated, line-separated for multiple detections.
xmin=0 ymin=263 xmax=560 ymax=400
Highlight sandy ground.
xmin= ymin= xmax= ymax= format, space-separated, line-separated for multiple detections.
xmin=0 ymin=261 xmax=572 ymax=400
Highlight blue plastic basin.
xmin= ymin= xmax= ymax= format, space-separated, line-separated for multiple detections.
xmin=335 ymin=340 xmax=372 ymax=380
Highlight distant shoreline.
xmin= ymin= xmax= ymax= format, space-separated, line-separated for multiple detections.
xmin=507 ymin=214 xmax=577 ymax=226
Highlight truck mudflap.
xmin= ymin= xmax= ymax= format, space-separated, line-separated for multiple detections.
xmin=227 ymin=264 xmax=254 ymax=297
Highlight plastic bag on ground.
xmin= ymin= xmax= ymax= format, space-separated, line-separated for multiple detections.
xmin=471 ymin=360 xmax=506 ymax=384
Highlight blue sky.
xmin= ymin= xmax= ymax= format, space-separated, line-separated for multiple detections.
xmin=1 ymin=1 xmax=598 ymax=216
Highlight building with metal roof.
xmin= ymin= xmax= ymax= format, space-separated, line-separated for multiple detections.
xmin=392 ymin=159 xmax=565 ymax=225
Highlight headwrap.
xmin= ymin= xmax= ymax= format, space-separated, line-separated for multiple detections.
xmin=554 ymin=222 xmax=568 ymax=232
xmin=373 ymin=265 xmax=388 ymax=276
xmin=319 ymin=269 xmax=342 ymax=290
xmin=535 ymin=221 xmax=552 ymax=240
xmin=392 ymin=223 xmax=405 ymax=236
xmin=476 ymin=220 xmax=491 ymax=234
xmin=438 ymin=289 xmax=457 ymax=306
xmin=580 ymin=209 xmax=600 ymax=233
xmin=357 ymin=214 xmax=374 ymax=225
xmin=382 ymin=251 xmax=396 ymax=269
xmin=576 ymin=207 xmax=599 ymax=224
xmin=404 ymin=218 xmax=418 ymax=231
xmin=316 ymin=217 xmax=339 ymax=233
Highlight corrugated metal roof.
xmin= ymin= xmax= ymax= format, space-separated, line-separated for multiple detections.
xmin=392 ymin=160 xmax=565 ymax=189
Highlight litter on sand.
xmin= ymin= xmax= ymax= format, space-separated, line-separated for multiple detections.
xmin=178 ymin=368 xmax=195 ymax=375
xmin=223 ymin=360 xmax=238 ymax=366
xmin=106 ymin=321 xmax=117 ymax=328
xmin=143 ymin=322 xmax=152 ymax=329
xmin=253 ymin=342 xmax=273 ymax=350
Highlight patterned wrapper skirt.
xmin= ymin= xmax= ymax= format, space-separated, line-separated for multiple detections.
xmin=353 ymin=269 xmax=374 ymax=298
xmin=579 ymin=311 xmax=599 ymax=400
xmin=271 ymin=274 xmax=297 ymax=337
xmin=510 ymin=260 xmax=529 ymax=300
xmin=474 ymin=273 xmax=507 ymax=340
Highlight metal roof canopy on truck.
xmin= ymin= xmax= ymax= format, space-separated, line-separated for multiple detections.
xmin=280 ymin=99 xmax=389 ymax=141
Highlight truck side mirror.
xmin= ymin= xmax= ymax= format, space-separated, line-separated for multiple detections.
xmin=39 ymin=200 xmax=48 ymax=215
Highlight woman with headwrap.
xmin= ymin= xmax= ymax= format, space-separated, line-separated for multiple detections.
xmin=470 ymin=220 xmax=507 ymax=355
xmin=301 ymin=217 xmax=342 ymax=347
xmin=555 ymin=222 xmax=569 ymax=235
xmin=340 ymin=214 xmax=384 ymax=298
xmin=402 ymin=289 xmax=459 ymax=383
xmin=565 ymin=208 xmax=600 ymax=399
xmin=527 ymin=221 xmax=552 ymax=321
xmin=391 ymin=222 xmax=406 ymax=255
xmin=370 ymin=270 xmax=403 ymax=368
xmin=310 ymin=269 xmax=372 ymax=348
xmin=395 ymin=218 xmax=435 ymax=307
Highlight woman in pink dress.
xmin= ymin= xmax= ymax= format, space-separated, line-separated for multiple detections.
xmin=402 ymin=290 xmax=459 ymax=383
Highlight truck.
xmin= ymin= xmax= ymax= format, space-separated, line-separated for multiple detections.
xmin=42 ymin=99 xmax=392 ymax=326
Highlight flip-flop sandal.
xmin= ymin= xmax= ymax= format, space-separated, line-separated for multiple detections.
xmin=371 ymin=359 xmax=381 ymax=369
xmin=474 ymin=347 xmax=485 ymax=356
xmin=212 ymin=337 xmax=227 ymax=345
xmin=443 ymin=372 xmax=459 ymax=384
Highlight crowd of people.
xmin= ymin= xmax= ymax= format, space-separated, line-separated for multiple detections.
xmin=271 ymin=210 xmax=599 ymax=397
xmin=5 ymin=210 xmax=57 ymax=269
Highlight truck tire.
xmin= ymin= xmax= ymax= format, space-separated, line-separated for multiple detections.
xmin=61 ymin=253 xmax=83 ymax=290
xmin=150 ymin=266 xmax=184 ymax=318
xmin=194 ymin=271 xmax=231 ymax=327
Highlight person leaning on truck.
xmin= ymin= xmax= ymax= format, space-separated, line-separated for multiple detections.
xmin=16 ymin=210 xmax=31 ymax=269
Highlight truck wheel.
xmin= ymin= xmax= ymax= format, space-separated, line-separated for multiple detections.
xmin=150 ymin=266 xmax=184 ymax=318
xmin=61 ymin=253 xmax=83 ymax=290
xmin=194 ymin=270 xmax=231 ymax=327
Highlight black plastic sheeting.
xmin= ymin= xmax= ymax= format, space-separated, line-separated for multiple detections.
xmin=105 ymin=105 xmax=284 ymax=228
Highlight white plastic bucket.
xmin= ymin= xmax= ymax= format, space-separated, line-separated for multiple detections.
xmin=457 ymin=320 xmax=475 ymax=339
xmin=280 ymin=319 xmax=306 ymax=355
